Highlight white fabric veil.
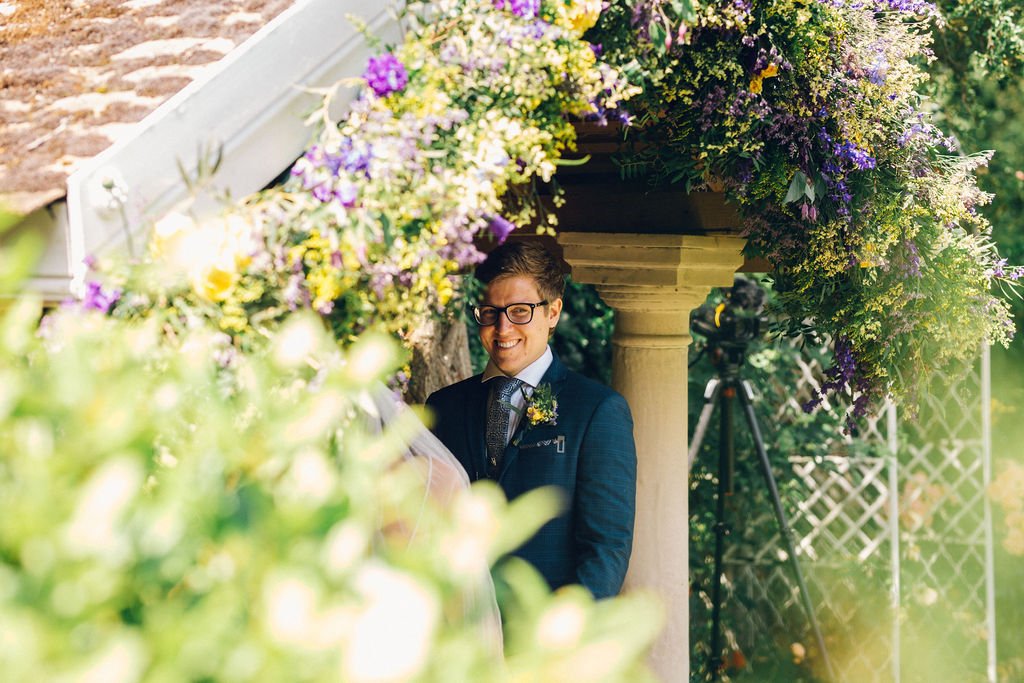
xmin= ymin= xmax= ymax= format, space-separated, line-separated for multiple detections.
xmin=363 ymin=382 xmax=504 ymax=656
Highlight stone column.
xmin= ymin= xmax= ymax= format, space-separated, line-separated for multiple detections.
xmin=557 ymin=232 xmax=745 ymax=683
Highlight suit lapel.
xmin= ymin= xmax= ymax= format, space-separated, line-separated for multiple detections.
xmin=465 ymin=377 xmax=489 ymax=481
xmin=498 ymin=353 xmax=568 ymax=481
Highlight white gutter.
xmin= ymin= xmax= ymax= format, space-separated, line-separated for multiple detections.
xmin=65 ymin=0 xmax=400 ymax=290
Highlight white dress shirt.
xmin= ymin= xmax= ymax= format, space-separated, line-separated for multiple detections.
xmin=481 ymin=345 xmax=553 ymax=443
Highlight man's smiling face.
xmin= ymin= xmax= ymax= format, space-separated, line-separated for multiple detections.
xmin=478 ymin=274 xmax=562 ymax=377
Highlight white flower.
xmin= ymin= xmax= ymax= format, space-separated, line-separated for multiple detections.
xmin=914 ymin=585 xmax=939 ymax=606
xmin=342 ymin=563 xmax=439 ymax=683
xmin=60 ymin=631 xmax=147 ymax=683
xmin=343 ymin=335 xmax=398 ymax=385
xmin=441 ymin=490 xmax=502 ymax=577
xmin=63 ymin=457 xmax=143 ymax=563
xmin=138 ymin=507 xmax=184 ymax=556
xmin=536 ymin=601 xmax=587 ymax=650
xmin=272 ymin=315 xmax=323 ymax=368
xmin=262 ymin=570 xmax=357 ymax=653
xmin=263 ymin=571 xmax=321 ymax=646
xmin=152 ymin=211 xmax=195 ymax=241
xmin=323 ymin=521 xmax=369 ymax=576
xmin=279 ymin=449 xmax=338 ymax=506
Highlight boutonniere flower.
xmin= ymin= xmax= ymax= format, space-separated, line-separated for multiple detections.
xmin=523 ymin=383 xmax=558 ymax=428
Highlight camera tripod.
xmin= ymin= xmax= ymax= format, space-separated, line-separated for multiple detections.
xmin=688 ymin=339 xmax=835 ymax=681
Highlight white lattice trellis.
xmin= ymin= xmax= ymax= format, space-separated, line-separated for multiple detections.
xmin=690 ymin=346 xmax=996 ymax=682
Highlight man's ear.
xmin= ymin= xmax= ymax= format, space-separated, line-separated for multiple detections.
xmin=547 ymin=297 xmax=563 ymax=329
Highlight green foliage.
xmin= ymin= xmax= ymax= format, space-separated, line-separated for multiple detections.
xmin=550 ymin=277 xmax=616 ymax=386
xmin=931 ymin=0 xmax=1024 ymax=110
xmin=0 ymin=211 xmax=44 ymax=297
xmin=927 ymin=5 xmax=1024 ymax=678
xmin=1 ymin=260 xmax=662 ymax=680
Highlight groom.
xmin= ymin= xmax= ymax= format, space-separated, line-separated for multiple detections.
xmin=426 ymin=241 xmax=636 ymax=599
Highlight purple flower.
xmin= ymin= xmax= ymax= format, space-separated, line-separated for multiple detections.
xmin=985 ymin=259 xmax=1024 ymax=281
xmin=902 ymin=240 xmax=922 ymax=277
xmin=878 ymin=0 xmax=937 ymax=15
xmin=311 ymin=184 xmax=333 ymax=203
xmin=335 ymin=137 xmax=371 ymax=177
xmin=834 ymin=140 xmax=876 ymax=171
xmin=487 ymin=215 xmax=516 ymax=243
xmin=584 ymin=108 xmax=610 ymax=126
xmin=363 ymin=53 xmax=408 ymax=98
xmin=335 ymin=182 xmax=358 ymax=208
xmin=865 ymin=54 xmax=889 ymax=85
xmin=493 ymin=0 xmax=540 ymax=19
xmin=815 ymin=0 xmax=937 ymax=15
xmin=803 ymin=337 xmax=857 ymax=413
xmin=283 ymin=266 xmax=308 ymax=311
xmin=81 ymin=281 xmax=120 ymax=314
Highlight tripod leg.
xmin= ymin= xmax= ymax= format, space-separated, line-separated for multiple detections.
xmin=689 ymin=377 xmax=730 ymax=678
xmin=689 ymin=378 xmax=723 ymax=471
xmin=708 ymin=380 xmax=734 ymax=681
xmin=737 ymin=380 xmax=836 ymax=681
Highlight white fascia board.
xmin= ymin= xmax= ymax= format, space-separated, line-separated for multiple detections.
xmin=65 ymin=0 xmax=400 ymax=291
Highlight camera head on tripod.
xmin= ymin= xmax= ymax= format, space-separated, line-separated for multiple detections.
xmin=692 ymin=278 xmax=765 ymax=370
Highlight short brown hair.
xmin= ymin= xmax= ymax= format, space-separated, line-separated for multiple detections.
xmin=474 ymin=241 xmax=565 ymax=302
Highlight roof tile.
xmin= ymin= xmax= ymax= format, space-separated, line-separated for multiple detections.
xmin=0 ymin=0 xmax=296 ymax=216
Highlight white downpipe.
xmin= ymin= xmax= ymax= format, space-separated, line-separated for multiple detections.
xmin=982 ymin=345 xmax=997 ymax=683
xmin=886 ymin=401 xmax=901 ymax=683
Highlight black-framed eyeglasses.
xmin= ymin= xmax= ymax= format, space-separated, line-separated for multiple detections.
xmin=472 ymin=301 xmax=548 ymax=326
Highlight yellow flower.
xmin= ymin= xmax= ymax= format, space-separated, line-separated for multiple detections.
xmin=749 ymin=64 xmax=779 ymax=94
xmin=150 ymin=211 xmax=255 ymax=302
xmin=860 ymin=243 xmax=881 ymax=268
xmin=524 ymin=383 xmax=558 ymax=426
xmin=554 ymin=0 xmax=603 ymax=37
xmin=193 ymin=265 xmax=236 ymax=302
xmin=436 ymin=275 xmax=454 ymax=306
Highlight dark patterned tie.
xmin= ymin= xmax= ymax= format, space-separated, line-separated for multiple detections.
xmin=485 ymin=376 xmax=523 ymax=477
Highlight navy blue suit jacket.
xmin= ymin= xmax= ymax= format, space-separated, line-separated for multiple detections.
xmin=426 ymin=352 xmax=636 ymax=598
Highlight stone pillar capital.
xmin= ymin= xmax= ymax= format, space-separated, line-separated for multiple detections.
xmin=559 ymin=231 xmax=745 ymax=342
xmin=558 ymin=231 xmax=746 ymax=292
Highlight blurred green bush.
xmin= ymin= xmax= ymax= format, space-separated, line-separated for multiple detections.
xmin=0 ymin=226 xmax=661 ymax=682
